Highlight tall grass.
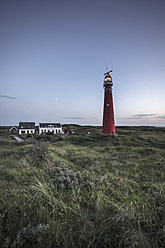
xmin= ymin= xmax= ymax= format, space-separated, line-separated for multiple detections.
xmin=0 ymin=126 xmax=165 ymax=247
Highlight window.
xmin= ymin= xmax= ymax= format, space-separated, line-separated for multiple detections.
xmin=21 ymin=131 xmax=25 ymax=134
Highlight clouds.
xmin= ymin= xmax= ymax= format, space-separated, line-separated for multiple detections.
xmin=154 ymin=115 xmax=165 ymax=120
xmin=116 ymin=113 xmax=165 ymax=126
xmin=0 ymin=94 xmax=17 ymax=100
xmin=127 ymin=114 xmax=165 ymax=120
xmin=134 ymin=114 xmax=157 ymax=118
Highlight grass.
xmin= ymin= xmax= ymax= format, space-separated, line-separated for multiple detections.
xmin=0 ymin=125 xmax=165 ymax=247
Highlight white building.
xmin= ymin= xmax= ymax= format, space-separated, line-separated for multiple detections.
xmin=39 ymin=123 xmax=62 ymax=134
xmin=19 ymin=122 xmax=35 ymax=135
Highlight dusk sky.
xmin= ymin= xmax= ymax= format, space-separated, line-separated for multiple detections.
xmin=0 ymin=0 xmax=165 ymax=126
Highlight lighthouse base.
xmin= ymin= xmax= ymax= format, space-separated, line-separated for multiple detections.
xmin=102 ymin=130 xmax=118 ymax=135
xmin=102 ymin=131 xmax=115 ymax=135
xmin=102 ymin=123 xmax=115 ymax=135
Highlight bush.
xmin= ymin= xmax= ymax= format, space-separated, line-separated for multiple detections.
xmin=12 ymin=223 xmax=49 ymax=247
xmin=30 ymin=141 xmax=50 ymax=167
xmin=49 ymin=166 xmax=93 ymax=190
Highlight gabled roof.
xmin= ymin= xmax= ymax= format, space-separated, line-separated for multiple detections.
xmin=19 ymin=122 xmax=35 ymax=129
xmin=39 ymin=123 xmax=61 ymax=128
xmin=10 ymin=126 xmax=18 ymax=131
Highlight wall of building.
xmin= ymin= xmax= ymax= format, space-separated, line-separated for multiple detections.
xmin=19 ymin=129 xmax=35 ymax=135
xmin=10 ymin=127 xmax=18 ymax=134
xmin=39 ymin=127 xmax=62 ymax=134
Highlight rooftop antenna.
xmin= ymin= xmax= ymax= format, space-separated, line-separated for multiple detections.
xmin=104 ymin=69 xmax=113 ymax=75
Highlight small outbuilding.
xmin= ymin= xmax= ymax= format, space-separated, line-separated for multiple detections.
xmin=10 ymin=126 xmax=19 ymax=134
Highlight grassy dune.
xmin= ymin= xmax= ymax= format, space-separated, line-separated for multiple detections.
xmin=0 ymin=125 xmax=165 ymax=247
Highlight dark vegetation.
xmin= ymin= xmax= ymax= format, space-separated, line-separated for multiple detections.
xmin=0 ymin=125 xmax=165 ymax=248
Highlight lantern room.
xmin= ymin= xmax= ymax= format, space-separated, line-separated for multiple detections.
xmin=104 ymin=74 xmax=113 ymax=86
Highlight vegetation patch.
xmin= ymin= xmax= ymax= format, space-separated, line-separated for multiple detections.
xmin=0 ymin=125 xmax=165 ymax=247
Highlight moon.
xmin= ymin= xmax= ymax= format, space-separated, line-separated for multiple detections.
xmin=55 ymin=97 xmax=58 ymax=101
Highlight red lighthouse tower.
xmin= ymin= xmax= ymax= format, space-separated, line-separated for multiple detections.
xmin=102 ymin=70 xmax=115 ymax=134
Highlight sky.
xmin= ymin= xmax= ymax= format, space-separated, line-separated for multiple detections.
xmin=0 ymin=0 xmax=165 ymax=126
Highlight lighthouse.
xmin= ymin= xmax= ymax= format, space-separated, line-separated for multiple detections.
xmin=102 ymin=70 xmax=115 ymax=134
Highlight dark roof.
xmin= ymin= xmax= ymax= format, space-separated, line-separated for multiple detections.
xmin=19 ymin=122 xmax=35 ymax=129
xmin=39 ymin=123 xmax=61 ymax=128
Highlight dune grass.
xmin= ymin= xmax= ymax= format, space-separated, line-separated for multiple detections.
xmin=0 ymin=125 xmax=165 ymax=247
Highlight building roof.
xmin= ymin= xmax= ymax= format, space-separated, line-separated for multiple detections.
xmin=10 ymin=126 xmax=18 ymax=131
xmin=39 ymin=123 xmax=61 ymax=128
xmin=19 ymin=122 xmax=35 ymax=129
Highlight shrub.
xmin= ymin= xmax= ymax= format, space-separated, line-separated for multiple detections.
xmin=49 ymin=166 xmax=93 ymax=190
xmin=30 ymin=141 xmax=50 ymax=167
xmin=12 ymin=223 xmax=49 ymax=247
